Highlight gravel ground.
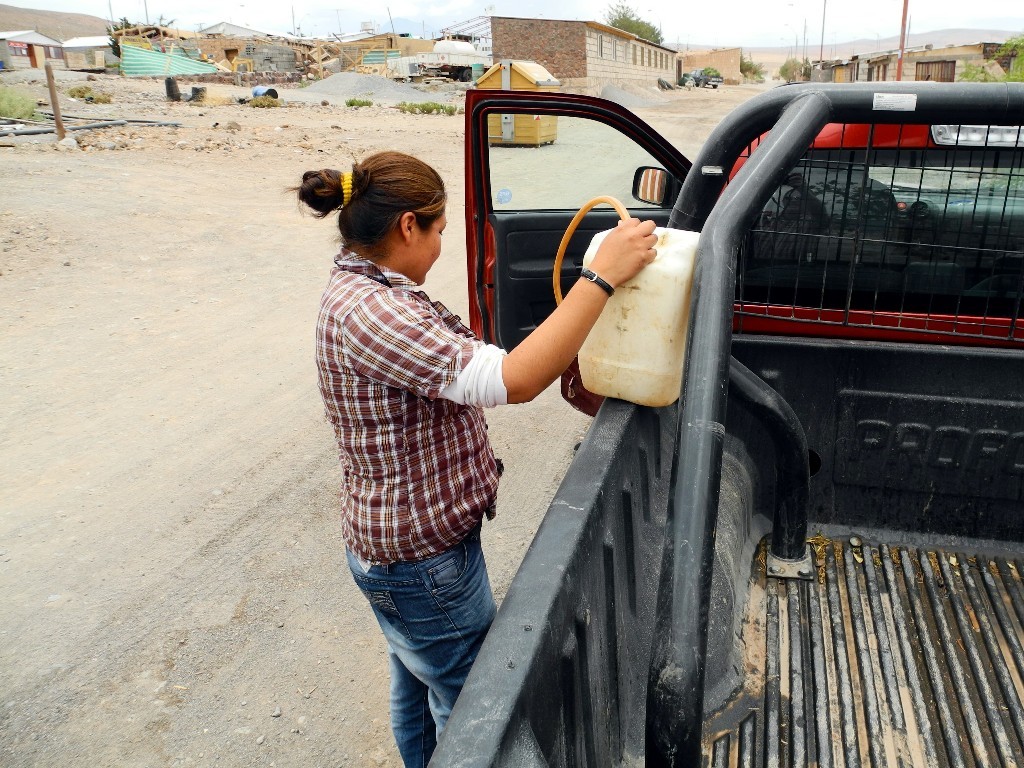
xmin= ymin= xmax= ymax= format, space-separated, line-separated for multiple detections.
xmin=0 ymin=69 xmax=771 ymax=767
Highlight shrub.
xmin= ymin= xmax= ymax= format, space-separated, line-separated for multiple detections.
xmin=958 ymin=62 xmax=1001 ymax=82
xmin=0 ymin=87 xmax=37 ymax=120
xmin=396 ymin=101 xmax=457 ymax=116
xmin=64 ymin=85 xmax=114 ymax=103
xmin=345 ymin=98 xmax=373 ymax=107
xmin=249 ymin=95 xmax=281 ymax=108
xmin=740 ymin=54 xmax=766 ymax=83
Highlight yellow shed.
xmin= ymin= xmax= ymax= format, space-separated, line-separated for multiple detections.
xmin=476 ymin=59 xmax=560 ymax=146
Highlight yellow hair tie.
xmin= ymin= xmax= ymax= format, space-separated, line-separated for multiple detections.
xmin=341 ymin=172 xmax=353 ymax=205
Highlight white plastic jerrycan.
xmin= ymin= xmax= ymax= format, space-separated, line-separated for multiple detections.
xmin=577 ymin=226 xmax=700 ymax=408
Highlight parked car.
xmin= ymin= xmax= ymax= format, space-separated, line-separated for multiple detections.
xmin=435 ymin=83 xmax=1024 ymax=766
xmin=685 ymin=67 xmax=724 ymax=88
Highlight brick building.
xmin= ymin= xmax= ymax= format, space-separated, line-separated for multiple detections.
xmin=490 ymin=16 xmax=676 ymax=94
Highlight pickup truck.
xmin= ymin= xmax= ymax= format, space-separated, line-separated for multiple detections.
xmin=686 ymin=67 xmax=724 ymax=88
xmin=436 ymin=82 xmax=1024 ymax=766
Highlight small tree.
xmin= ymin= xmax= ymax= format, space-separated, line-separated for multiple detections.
xmin=740 ymin=53 xmax=766 ymax=82
xmin=994 ymin=34 xmax=1023 ymax=81
xmin=779 ymin=57 xmax=803 ymax=82
xmin=107 ymin=17 xmax=135 ymax=58
xmin=958 ymin=62 xmax=1001 ymax=82
xmin=959 ymin=34 xmax=1023 ymax=82
xmin=605 ymin=2 xmax=663 ymax=45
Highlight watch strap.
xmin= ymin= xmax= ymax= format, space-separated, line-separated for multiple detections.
xmin=581 ymin=268 xmax=615 ymax=297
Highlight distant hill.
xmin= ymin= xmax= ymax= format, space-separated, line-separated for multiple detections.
xmin=0 ymin=3 xmax=109 ymax=41
xmin=736 ymin=28 xmax=1018 ymax=63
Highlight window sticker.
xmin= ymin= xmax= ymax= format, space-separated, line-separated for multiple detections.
xmin=872 ymin=93 xmax=918 ymax=112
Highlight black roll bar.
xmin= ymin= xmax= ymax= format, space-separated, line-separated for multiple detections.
xmin=729 ymin=357 xmax=810 ymax=560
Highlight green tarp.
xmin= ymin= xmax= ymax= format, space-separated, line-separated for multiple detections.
xmin=120 ymin=44 xmax=218 ymax=76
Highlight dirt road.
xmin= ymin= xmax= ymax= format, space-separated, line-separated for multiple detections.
xmin=0 ymin=72 xmax=766 ymax=766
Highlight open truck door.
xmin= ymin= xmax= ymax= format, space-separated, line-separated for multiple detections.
xmin=463 ymin=89 xmax=691 ymax=355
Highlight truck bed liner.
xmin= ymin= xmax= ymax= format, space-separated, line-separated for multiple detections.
xmin=706 ymin=535 xmax=1024 ymax=767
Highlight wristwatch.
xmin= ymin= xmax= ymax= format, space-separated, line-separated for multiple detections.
xmin=581 ymin=268 xmax=615 ymax=296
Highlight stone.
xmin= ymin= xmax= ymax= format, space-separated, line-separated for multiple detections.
xmin=56 ymin=137 xmax=79 ymax=152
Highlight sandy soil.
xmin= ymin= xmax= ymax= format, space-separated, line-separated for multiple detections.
xmin=0 ymin=71 xmax=769 ymax=766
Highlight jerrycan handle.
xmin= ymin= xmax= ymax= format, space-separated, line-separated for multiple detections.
xmin=552 ymin=196 xmax=631 ymax=305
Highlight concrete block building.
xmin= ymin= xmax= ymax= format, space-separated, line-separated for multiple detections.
xmin=0 ymin=30 xmax=64 ymax=71
xmin=818 ymin=41 xmax=1017 ymax=82
xmin=489 ymin=16 xmax=676 ymax=94
xmin=63 ymin=36 xmax=117 ymax=71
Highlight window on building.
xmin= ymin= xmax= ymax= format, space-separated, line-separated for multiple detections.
xmin=46 ymin=46 xmax=61 ymax=58
xmin=632 ymin=44 xmax=637 ymax=65
xmin=9 ymin=41 xmax=29 ymax=56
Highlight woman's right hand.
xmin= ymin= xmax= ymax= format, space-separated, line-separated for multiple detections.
xmin=588 ymin=217 xmax=659 ymax=289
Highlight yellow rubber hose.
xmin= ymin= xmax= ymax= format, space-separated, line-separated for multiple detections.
xmin=552 ymin=196 xmax=631 ymax=305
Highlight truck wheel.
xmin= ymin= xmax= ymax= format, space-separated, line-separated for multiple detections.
xmin=459 ymin=68 xmax=472 ymax=82
xmin=713 ymin=84 xmax=719 ymax=89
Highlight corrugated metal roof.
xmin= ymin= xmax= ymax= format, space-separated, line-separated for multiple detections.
xmin=198 ymin=22 xmax=271 ymax=38
xmin=0 ymin=30 xmax=62 ymax=45
xmin=63 ymin=36 xmax=112 ymax=49
xmin=119 ymin=44 xmax=218 ymax=76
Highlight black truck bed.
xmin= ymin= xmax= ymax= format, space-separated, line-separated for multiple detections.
xmin=706 ymin=533 xmax=1024 ymax=767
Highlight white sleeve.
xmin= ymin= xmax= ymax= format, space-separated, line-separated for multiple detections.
xmin=440 ymin=343 xmax=508 ymax=407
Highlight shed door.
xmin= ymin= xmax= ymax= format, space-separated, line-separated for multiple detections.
xmin=915 ymin=60 xmax=956 ymax=82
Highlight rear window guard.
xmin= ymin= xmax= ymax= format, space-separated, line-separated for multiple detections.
xmin=735 ymin=132 xmax=1024 ymax=341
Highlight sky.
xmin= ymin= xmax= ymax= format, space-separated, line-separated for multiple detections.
xmin=6 ymin=0 xmax=1022 ymax=47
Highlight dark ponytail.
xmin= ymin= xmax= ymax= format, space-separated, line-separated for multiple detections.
xmin=296 ymin=169 xmax=345 ymax=217
xmin=296 ymin=151 xmax=446 ymax=256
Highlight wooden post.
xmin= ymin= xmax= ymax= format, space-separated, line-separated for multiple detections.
xmin=44 ymin=62 xmax=66 ymax=141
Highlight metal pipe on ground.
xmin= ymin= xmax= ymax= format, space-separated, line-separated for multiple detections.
xmin=0 ymin=120 xmax=128 ymax=137
xmin=40 ymin=112 xmax=181 ymax=126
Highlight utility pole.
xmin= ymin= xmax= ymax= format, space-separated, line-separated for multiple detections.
xmin=896 ymin=0 xmax=910 ymax=80
xmin=818 ymin=0 xmax=827 ymax=65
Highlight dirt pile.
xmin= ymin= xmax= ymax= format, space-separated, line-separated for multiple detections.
xmin=302 ymin=72 xmax=459 ymax=105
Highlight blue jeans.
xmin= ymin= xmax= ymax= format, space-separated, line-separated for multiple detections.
xmin=346 ymin=525 xmax=496 ymax=768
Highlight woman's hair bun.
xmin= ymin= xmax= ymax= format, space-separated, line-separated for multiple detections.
xmin=297 ymin=168 xmax=345 ymax=217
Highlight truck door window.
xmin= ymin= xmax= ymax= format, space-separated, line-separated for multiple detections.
xmin=486 ymin=114 xmax=668 ymax=211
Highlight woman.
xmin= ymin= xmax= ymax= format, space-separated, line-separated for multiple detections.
xmin=297 ymin=151 xmax=656 ymax=767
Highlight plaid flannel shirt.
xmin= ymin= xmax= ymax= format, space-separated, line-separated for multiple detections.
xmin=316 ymin=250 xmax=500 ymax=563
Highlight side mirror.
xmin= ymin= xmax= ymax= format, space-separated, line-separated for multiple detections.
xmin=632 ymin=166 xmax=681 ymax=206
